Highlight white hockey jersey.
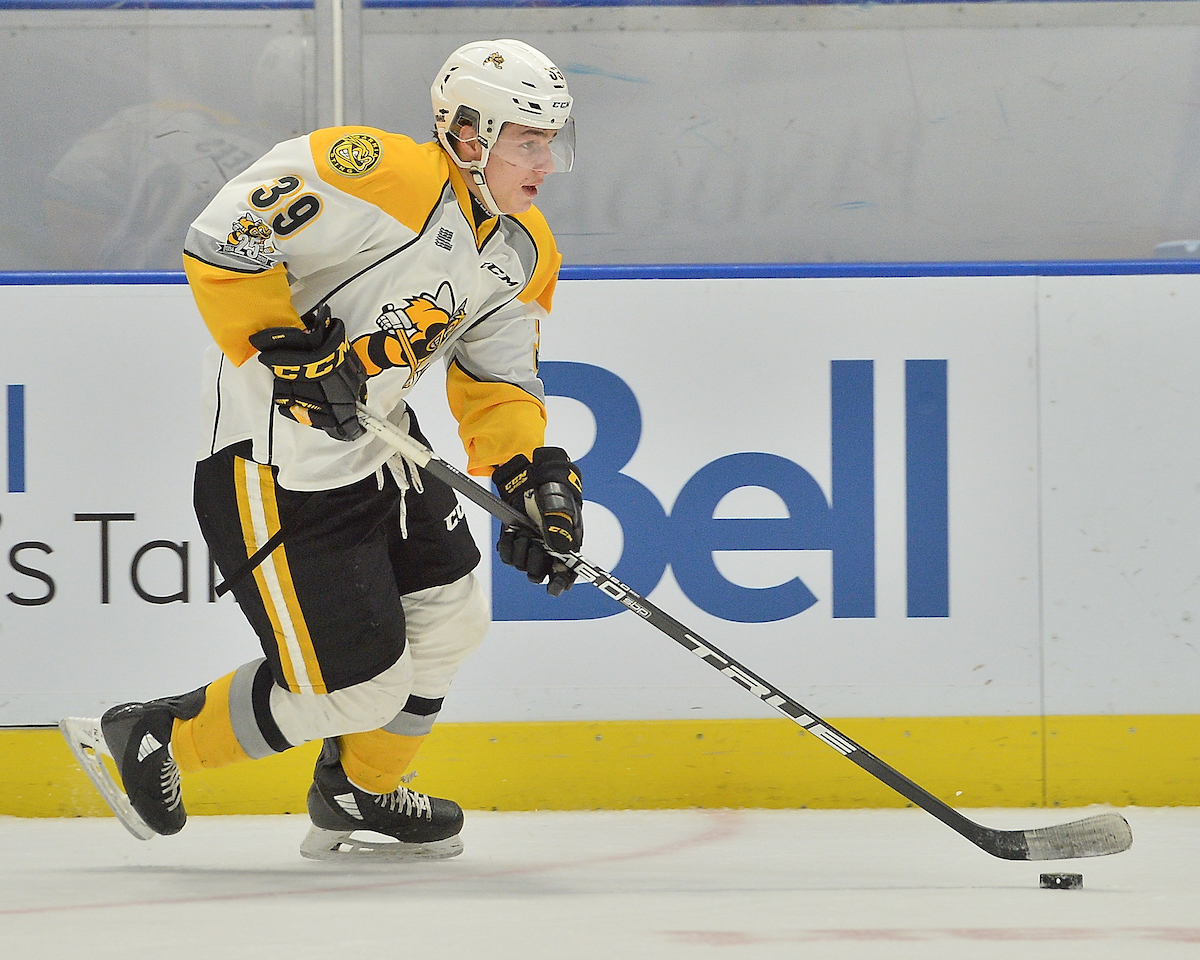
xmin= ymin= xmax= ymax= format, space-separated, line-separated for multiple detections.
xmin=183 ymin=127 xmax=561 ymax=491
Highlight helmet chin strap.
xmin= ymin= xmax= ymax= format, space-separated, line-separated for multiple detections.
xmin=469 ymin=164 xmax=502 ymax=217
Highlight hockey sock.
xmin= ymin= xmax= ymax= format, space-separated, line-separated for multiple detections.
xmin=337 ymin=728 xmax=426 ymax=793
xmin=171 ymin=671 xmax=252 ymax=773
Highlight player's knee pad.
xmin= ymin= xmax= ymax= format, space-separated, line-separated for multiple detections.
xmin=403 ymin=572 xmax=489 ymax=699
xmin=267 ymin=649 xmax=415 ymax=746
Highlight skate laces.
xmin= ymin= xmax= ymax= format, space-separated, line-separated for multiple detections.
xmin=161 ymin=745 xmax=182 ymax=812
xmin=374 ymin=785 xmax=432 ymax=820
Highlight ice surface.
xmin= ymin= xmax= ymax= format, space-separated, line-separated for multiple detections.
xmin=1 ymin=807 xmax=1198 ymax=959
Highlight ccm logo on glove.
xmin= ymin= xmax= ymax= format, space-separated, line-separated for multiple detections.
xmin=493 ymin=447 xmax=584 ymax=596
xmin=249 ymin=304 xmax=368 ymax=442
xmin=258 ymin=339 xmax=353 ymax=382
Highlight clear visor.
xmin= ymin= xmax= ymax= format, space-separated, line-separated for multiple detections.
xmin=487 ymin=117 xmax=575 ymax=174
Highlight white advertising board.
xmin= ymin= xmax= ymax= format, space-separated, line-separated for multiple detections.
xmin=0 ymin=275 xmax=1197 ymax=725
xmin=1038 ymin=275 xmax=1200 ymax=715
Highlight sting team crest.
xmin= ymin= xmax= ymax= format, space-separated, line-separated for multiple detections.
xmin=327 ymin=134 xmax=382 ymax=177
xmin=215 ymin=213 xmax=276 ymax=267
xmin=353 ymin=282 xmax=470 ymax=388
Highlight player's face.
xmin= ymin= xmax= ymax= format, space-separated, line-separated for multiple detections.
xmin=482 ymin=124 xmax=560 ymax=214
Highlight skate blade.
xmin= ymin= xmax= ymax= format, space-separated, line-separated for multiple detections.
xmin=299 ymin=825 xmax=464 ymax=862
xmin=58 ymin=717 xmax=156 ymax=841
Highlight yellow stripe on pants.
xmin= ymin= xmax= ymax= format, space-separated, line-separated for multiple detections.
xmin=233 ymin=458 xmax=327 ymax=695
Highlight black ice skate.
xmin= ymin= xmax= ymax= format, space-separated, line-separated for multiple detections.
xmin=59 ymin=701 xmax=185 ymax=839
xmin=300 ymin=738 xmax=464 ymax=862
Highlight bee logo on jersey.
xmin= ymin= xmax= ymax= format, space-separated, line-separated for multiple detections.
xmin=327 ymin=134 xmax=382 ymax=177
xmin=214 ymin=213 xmax=276 ymax=268
xmin=354 ymin=282 xmax=470 ymax=387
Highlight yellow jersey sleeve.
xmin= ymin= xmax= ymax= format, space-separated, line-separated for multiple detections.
xmin=512 ymin=205 xmax=562 ymax=313
xmin=182 ymin=256 xmax=304 ymax=366
xmin=446 ymin=360 xmax=547 ymax=477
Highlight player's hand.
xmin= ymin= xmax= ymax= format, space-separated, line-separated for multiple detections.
xmin=493 ymin=447 xmax=583 ymax=596
xmin=249 ymin=304 xmax=367 ymax=442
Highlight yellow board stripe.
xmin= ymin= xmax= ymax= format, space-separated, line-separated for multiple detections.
xmin=5 ymin=715 xmax=1199 ymax=818
xmin=232 ymin=459 xmax=326 ymax=694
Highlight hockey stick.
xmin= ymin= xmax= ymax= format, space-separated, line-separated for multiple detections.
xmin=357 ymin=403 xmax=1132 ymax=861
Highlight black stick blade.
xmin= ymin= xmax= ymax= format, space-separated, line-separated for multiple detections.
xmin=978 ymin=812 xmax=1133 ymax=860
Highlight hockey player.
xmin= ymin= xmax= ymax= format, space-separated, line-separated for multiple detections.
xmin=61 ymin=39 xmax=584 ymax=861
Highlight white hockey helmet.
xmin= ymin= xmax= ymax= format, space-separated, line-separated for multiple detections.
xmin=432 ymin=39 xmax=574 ymax=213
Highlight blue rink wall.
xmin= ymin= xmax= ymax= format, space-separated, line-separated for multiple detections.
xmin=1 ymin=262 xmax=1200 ymax=815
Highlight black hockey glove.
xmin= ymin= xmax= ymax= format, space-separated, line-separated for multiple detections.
xmin=248 ymin=304 xmax=368 ymax=442
xmin=493 ymin=447 xmax=584 ymax=597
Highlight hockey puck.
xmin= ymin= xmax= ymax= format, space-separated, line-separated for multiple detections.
xmin=1040 ymin=872 xmax=1083 ymax=890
